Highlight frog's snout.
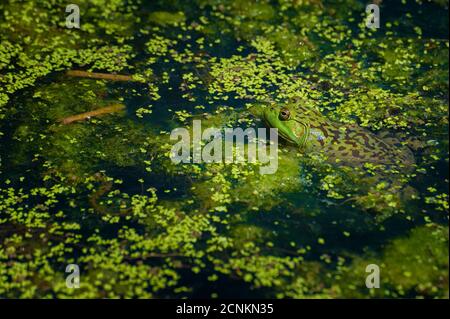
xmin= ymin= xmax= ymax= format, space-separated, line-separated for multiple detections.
xmin=263 ymin=107 xmax=274 ymax=120
xmin=263 ymin=106 xmax=278 ymax=117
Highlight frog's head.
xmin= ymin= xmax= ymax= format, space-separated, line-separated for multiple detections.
xmin=263 ymin=105 xmax=305 ymax=146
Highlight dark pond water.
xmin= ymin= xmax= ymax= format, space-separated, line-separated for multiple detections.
xmin=0 ymin=0 xmax=448 ymax=298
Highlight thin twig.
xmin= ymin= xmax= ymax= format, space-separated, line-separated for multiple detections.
xmin=59 ymin=103 xmax=126 ymax=124
xmin=66 ymin=70 xmax=137 ymax=82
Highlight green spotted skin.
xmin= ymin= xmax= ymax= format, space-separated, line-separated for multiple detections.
xmin=263 ymin=104 xmax=415 ymax=167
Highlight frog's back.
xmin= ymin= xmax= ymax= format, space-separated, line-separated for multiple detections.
xmin=286 ymin=103 xmax=415 ymax=168
xmin=322 ymin=123 xmax=415 ymax=167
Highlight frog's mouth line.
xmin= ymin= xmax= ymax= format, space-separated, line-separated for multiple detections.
xmin=263 ymin=118 xmax=298 ymax=145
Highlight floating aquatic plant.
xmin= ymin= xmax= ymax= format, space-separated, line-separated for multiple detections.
xmin=0 ymin=0 xmax=448 ymax=299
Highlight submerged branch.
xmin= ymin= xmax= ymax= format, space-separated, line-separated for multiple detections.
xmin=59 ymin=103 xmax=126 ymax=124
xmin=66 ymin=70 xmax=138 ymax=82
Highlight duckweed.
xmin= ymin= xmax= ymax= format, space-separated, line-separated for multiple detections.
xmin=0 ymin=0 xmax=448 ymax=298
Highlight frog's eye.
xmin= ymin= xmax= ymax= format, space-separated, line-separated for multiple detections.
xmin=279 ymin=108 xmax=291 ymax=120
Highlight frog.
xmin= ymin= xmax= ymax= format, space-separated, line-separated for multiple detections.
xmin=262 ymin=103 xmax=415 ymax=168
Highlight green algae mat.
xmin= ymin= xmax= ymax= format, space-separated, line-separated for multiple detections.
xmin=0 ymin=0 xmax=448 ymax=298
